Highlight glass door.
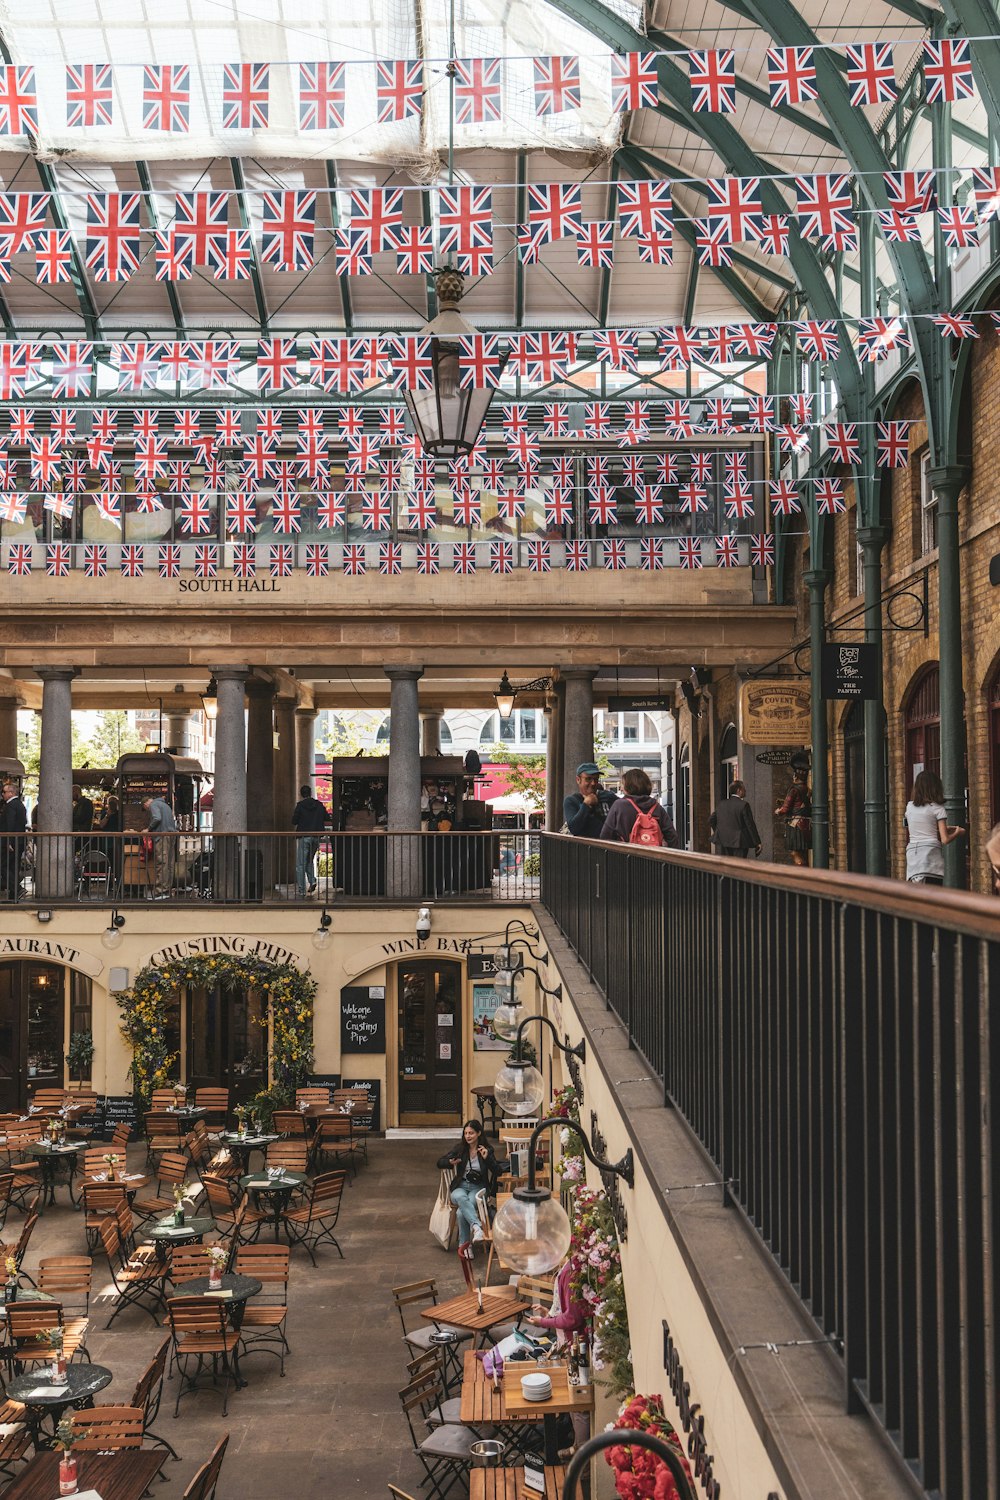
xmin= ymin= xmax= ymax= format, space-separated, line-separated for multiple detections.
xmin=186 ymin=986 xmax=268 ymax=1104
xmin=397 ymin=961 xmax=463 ymax=1123
xmin=0 ymin=961 xmax=66 ymax=1112
xmin=0 ymin=964 xmax=24 ymax=1114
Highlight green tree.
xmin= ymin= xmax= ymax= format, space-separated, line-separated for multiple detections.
xmin=317 ymin=712 xmax=373 ymax=761
xmin=77 ymin=711 xmax=146 ymax=768
xmin=488 ymin=745 xmax=546 ymax=807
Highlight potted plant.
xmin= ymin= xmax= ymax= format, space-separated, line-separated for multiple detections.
xmin=605 ymin=1395 xmax=694 ymax=1500
xmin=44 ymin=1326 xmax=66 ymax=1382
xmin=65 ymin=1031 xmax=95 ymax=1089
xmin=3 ymin=1254 xmax=18 ymax=1304
xmin=172 ymin=1183 xmax=186 ymax=1226
xmin=53 ymin=1417 xmax=78 ymax=1496
xmin=103 ymin=1151 xmax=120 ymax=1183
xmin=206 ymin=1245 xmax=227 ymax=1291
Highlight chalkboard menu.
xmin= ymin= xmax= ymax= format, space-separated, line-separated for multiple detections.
xmin=341 ymin=985 xmax=386 ymax=1054
xmin=99 ymin=1095 xmax=138 ymax=1139
xmin=342 ymin=1077 xmax=381 ymax=1133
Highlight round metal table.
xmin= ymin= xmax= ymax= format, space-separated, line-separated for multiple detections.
xmin=147 ymin=1215 xmax=215 ymax=1263
xmin=170 ymin=1273 xmax=262 ymax=1331
xmin=24 ymin=1140 xmax=87 ymax=1208
xmin=219 ymin=1132 xmax=279 ymax=1172
xmin=7 ymin=1363 xmax=113 ymax=1448
xmin=240 ymin=1170 xmax=308 ymax=1242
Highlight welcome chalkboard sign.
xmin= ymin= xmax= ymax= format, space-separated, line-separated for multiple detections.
xmin=340 ymin=986 xmax=386 ymax=1054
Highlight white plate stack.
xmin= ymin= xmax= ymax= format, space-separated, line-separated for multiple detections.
xmin=520 ymin=1372 xmax=552 ymax=1403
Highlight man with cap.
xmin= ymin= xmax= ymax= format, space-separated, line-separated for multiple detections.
xmin=563 ymin=762 xmax=618 ymax=838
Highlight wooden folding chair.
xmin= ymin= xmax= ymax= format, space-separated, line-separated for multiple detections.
xmin=282 ymin=1170 xmax=347 ymax=1265
xmin=0 ymin=1398 xmax=31 ymax=1481
xmin=271 ymin=1109 xmax=308 ymax=1139
xmin=167 ymin=1297 xmax=242 ymax=1416
xmin=0 ymin=1198 xmax=39 ymax=1282
xmin=144 ymin=1112 xmax=183 ymax=1168
xmin=133 ymin=1152 xmax=192 ymax=1219
xmin=294 ymin=1087 xmax=329 ymax=1109
xmin=109 ymin=1123 xmax=131 ymax=1155
xmin=130 ymin=1336 xmax=179 ymax=1463
xmin=98 ymin=1217 xmax=167 ymax=1329
xmin=235 ymin=1244 xmax=290 ymax=1373
xmin=194 ymin=1088 xmax=230 ymax=1135
xmin=183 ymin=1434 xmax=230 ymax=1500
xmin=310 ymin=1116 xmax=357 ymax=1175
xmin=169 ymin=1245 xmax=214 ymax=1286
xmin=69 ymin=1406 xmax=144 ymax=1450
xmin=265 ymin=1140 xmax=308 ymax=1174
xmin=37 ymin=1256 xmax=93 ymax=1320
xmin=202 ymin=1175 xmax=265 ymax=1245
xmin=151 ymin=1088 xmax=182 ymax=1110
xmin=6 ymin=1300 xmax=89 ymax=1368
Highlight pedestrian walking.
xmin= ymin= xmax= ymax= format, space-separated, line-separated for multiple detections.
xmin=710 ymin=780 xmax=761 ymax=858
xmin=142 ymin=793 xmax=178 ymax=899
xmin=292 ymin=784 xmax=328 ymax=896
xmin=903 ymin=770 xmax=964 ymax=885
xmin=600 ymin=768 xmax=678 ymax=846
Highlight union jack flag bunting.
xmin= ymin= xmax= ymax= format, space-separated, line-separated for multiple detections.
xmin=877 ymin=420 xmax=911 ymax=467
xmin=360 ymin=492 xmax=391 ymax=532
xmin=610 ymin=53 xmax=659 ymax=112
xmin=392 ymin=225 xmax=434 ymax=275
xmin=132 ymin=410 xmax=159 ymax=440
xmin=142 ymin=65 xmax=190 ymax=131
xmin=376 ymin=59 xmax=423 ymax=122
xmin=175 ymin=192 xmax=229 ymax=267
xmin=706 ymin=178 xmax=762 ymax=242
xmin=350 ymin=189 xmax=403 ymax=253
xmin=45 ymin=544 xmax=72 ymax=577
xmin=404 ymin=493 xmax=437 ymax=531
xmin=480 ymin=457 xmax=506 ymax=488
xmin=456 ymin=243 xmax=493 ymax=276
xmin=857 ymin=317 xmax=909 ymax=361
xmin=269 ymin=544 xmax=293 ymax=578
xmin=677 ymin=537 xmax=703 ymax=568
xmin=754 ymin=215 xmax=790 ymax=256
xmin=271 ymin=494 xmax=301 ymax=534
xmin=845 ymin=44 xmax=896 ymax=107
xmin=534 ymin=56 xmax=581 ymax=115
xmin=659 ymin=450 xmax=683 ymax=482
xmin=258 ymin=339 xmax=298 ymax=391
xmin=194 ymin=544 xmax=219 ymax=578
xmin=714 ymin=534 xmax=740 ymax=567
xmin=34 ymin=230 xmax=72 ymax=285
xmin=226 ymin=494 xmax=257 ymax=534
xmin=415 ymin=541 xmax=439 ymax=575
xmin=937 ymin=207 xmax=979 ymax=248
xmin=884 ymin=171 xmax=936 ymax=215
xmin=216 ymin=409 xmax=243 ymax=445
xmin=972 ymin=167 xmax=1000 ymax=221
xmin=86 ymin=194 xmax=142 ymax=281
xmin=695 ymin=219 xmax=732 ymax=267
xmin=120 ymin=544 xmax=144 ymax=578
xmin=593 ymin=329 xmax=637 ymax=371
xmin=638 ymin=230 xmax=672 ymax=265
xmin=28 ymin=436 xmax=60 ymax=488
xmin=0 ymin=194 xmax=50 ymax=254
xmin=50 ymin=408 xmax=75 ymax=444
xmin=438 ymin=186 xmax=492 ymax=254
xmin=335 ymin=228 xmax=374 ymax=277
xmin=769 ymin=479 xmax=800 ymax=514
xmin=299 ymin=63 xmax=345 ymax=129
xmin=788 ymin=394 xmax=813 ymax=426
xmin=658 ymin=326 xmax=702 ymax=368
xmin=825 ymin=423 xmax=860 ymax=464
xmin=232 ymin=542 xmax=257 ymax=578
xmin=795 ymin=320 xmax=840 ymax=360
xmin=51 ymin=344 xmax=89 ymax=402
xmin=690 ymin=451 xmax=713 ymax=483
xmin=343 ymin=544 xmax=367 ymax=576
xmin=83 ymin=544 xmax=107 ymax=578
xmin=66 ymin=64 xmax=113 ymax=127
xmin=815 ymin=479 xmax=845 ymax=514
xmin=215 ymin=229 xmax=253 ymax=280
xmin=877 ymin=211 xmax=922 ymax=243
xmin=0 ymin=493 xmax=26 ymax=524
xmin=490 ymin=540 xmax=513 ymax=575
xmin=379 ymin=407 xmax=406 ymax=443
xmin=744 ymin=396 xmax=775 ymax=432
xmin=375 ymin=541 xmax=401 ymax=576
xmin=0 ymin=67 xmax=37 ymax=135
xmin=528 ymin=182 xmax=582 ymax=243
xmin=575 ymin=220 xmax=614 ymax=269
xmin=222 ymin=63 xmax=269 ymax=129
xmin=305 ymin=542 xmax=329 ymax=576
xmin=622 ymin=454 xmax=644 ymax=485
xmin=922 ymin=39 xmax=974 ymax=104
xmin=705 ymin=398 xmax=733 ymax=431
xmin=637 ymin=538 xmax=662 ymax=571
xmin=388 ymin=334 xmax=434 ymax=391
xmin=766 ymin=47 xmax=817 ymax=106
xmin=678 ymin=482 xmax=708 ymax=514
xmin=525 ymin=540 xmax=551 ymax=573
xmin=508 ymin=332 xmax=572 ymax=383
xmin=178 ymin=495 xmax=212 ymax=535
xmin=751 ymin=533 xmax=775 ymax=566
xmin=501 ymin=404 xmax=528 ymax=434
xmin=823 ymin=225 xmax=858 ymax=255
xmin=689 ymin=50 xmax=735 ymax=112
xmin=316 ymin=494 xmax=346 ymax=529
xmin=255 ymin=407 xmax=283 ymax=440
xmin=618 ymin=180 xmax=672 ymax=238
xmin=603 ymin=539 xmax=627 ymax=571
xmin=932 ymin=313 xmax=978 ymax=339
xmin=703 ymin=324 xmax=742 ymax=363
xmin=0 ymin=343 xmax=40 ymax=399
xmin=453 ymin=58 xmax=502 ymax=124
xmin=187 ymin=341 xmax=239 ymax=390
xmin=157 ymin=545 xmax=180 ymax=578
xmin=794 ymin=175 xmax=854 ymax=240
xmin=458 ymin=335 xmax=505 ymax=389
xmin=261 ymin=191 xmax=316 ymax=271
xmin=545 ymin=491 xmax=573 ymax=528
xmin=6 ymin=543 xmax=31 ymax=575
xmin=153 ymin=231 xmax=191 ymax=281
xmin=7 ymin=406 xmax=33 ymax=443
xmin=564 ymin=540 xmax=589 ymax=572
xmin=516 ymin=225 xmax=546 ymax=265
xmin=724 ymin=489 xmax=754 ymax=520
xmin=776 ymin=425 xmax=810 ymax=456
xmin=452 ymin=541 xmax=477 ymax=574
xmin=495 ymin=492 xmax=525 ymax=523
xmin=725 ymin=451 xmax=748 ymax=480
xmin=734 ymin=323 xmax=777 ymax=359
xmin=587 ymin=487 xmax=617 ymax=526
xmin=113 ymin=342 xmax=159 ymax=392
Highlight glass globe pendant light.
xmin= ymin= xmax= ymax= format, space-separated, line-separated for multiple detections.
xmin=494 ymin=1056 xmax=545 ymax=1117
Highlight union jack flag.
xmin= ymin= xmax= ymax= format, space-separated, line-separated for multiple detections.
xmin=704 ymin=398 xmax=733 ymax=431
xmin=744 ymin=396 xmax=775 ymax=432
xmin=662 ymin=399 xmax=695 ymax=438
xmin=564 ymin=540 xmax=589 ymax=571
xmin=533 ymin=55 xmax=581 ymax=115
xmin=621 ymin=454 xmax=644 ymax=486
xmin=458 ymin=335 xmax=505 ymax=389
xmin=495 ymin=492 xmax=525 ymax=523
xmin=677 ymin=537 xmax=703 ymax=568
xmin=360 ymin=492 xmax=391 ymax=531
xmin=777 ymin=424 xmax=809 ymax=454
xmin=308 ymin=338 xmax=364 ymax=393
xmin=0 ymin=194 xmax=50 ymax=254
xmin=734 ymin=323 xmax=777 ymax=359
xmin=845 ymin=44 xmax=896 ymax=107
xmin=788 ymin=394 xmax=813 ymax=426
xmin=225 ymin=494 xmax=257 ymax=533
xmin=50 ymin=408 xmax=75 ymax=444
xmin=610 ymin=52 xmax=658 ymax=112
xmin=636 ymin=537 xmax=661 ymax=571
xmin=480 ymin=457 xmax=505 ymax=489
xmin=222 ymin=63 xmax=269 ymax=129
xmin=694 ymin=219 xmax=732 ymax=267
xmin=0 ymin=67 xmax=37 ymax=135
xmin=587 ymin=488 xmax=617 ymax=525
xmin=453 ymin=542 xmax=478 ymax=574
xmin=120 ymin=544 xmax=144 ymax=578
xmin=269 ymin=543 xmax=293 ymax=578
xmin=618 ymin=180 xmax=672 ymax=239
xmin=857 ymin=317 xmax=909 ymax=361
xmin=545 ymin=490 xmax=573 ymax=527
xmin=34 ymin=230 xmax=72 ymax=285
xmin=305 ymin=542 xmax=329 ymax=577
xmin=142 ymin=65 xmax=190 ymax=131
xmin=574 ymin=219 xmax=614 ymax=269
xmin=257 ymin=339 xmax=298 ymax=392
xmin=255 ymin=408 xmax=283 ymax=440
xmin=456 ymin=243 xmax=493 ymax=277
xmin=884 ymin=171 xmax=936 ymax=215
xmin=490 ymin=540 xmax=514 ymax=575
xmin=316 ymin=494 xmax=346 ymax=529
xmin=724 ymin=489 xmax=754 ymax=520
xmin=232 ymin=542 xmax=256 ymax=578
xmin=584 ymin=402 xmax=612 ymax=437
xmin=601 ymin=539 xmax=626 ymax=571
xmin=152 ymin=231 xmax=191 ymax=281
xmin=658 ymin=326 xmax=702 ymax=368
xmin=877 ymin=420 xmax=911 ymax=467
xmin=714 ymin=534 xmax=740 ymax=567
xmin=63 ymin=458 xmax=88 ymax=494
xmin=157 ymin=545 xmax=180 ymax=578
xmin=7 ymin=406 xmax=33 ymax=443
xmin=690 ymin=451 xmax=713 ymax=483
xmin=66 ymin=64 xmax=113 ymax=127
xmin=385 ymin=334 xmax=434 ymax=394
xmin=5 ymin=542 xmax=31 ymax=576
xmin=795 ymin=320 xmax=840 ymax=360
xmin=45 ymin=544 xmax=72 ymax=577
xmin=113 ymin=342 xmax=159 ymax=392
xmin=28 ymin=436 xmax=62 ymax=488
xmin=794 ymin=175 xmax=854 ymax=240
xmin=187 ymin=341 xmax=239 ymax=390
xmin=83 ymin=544 xmax=107 ymax=578
xmin=404 ymin=493 xmax=437 ymax=531
xmin=215 ymin=409 xmax=243 ymax=446
xmin=725 ymin=451 xmax=748 ymax=481
xmin=527 ymin=182 xmax=582 ymax=243
xmin=877 ymin=210 xmax=921 ymax=243
xmin=350 ymin=188 xmax=403 ymax=253
xmin=754 ymin=215 xmax=790 ymax=256
xmin=453 ymin=58 xmax=502 ymax=124
xmin=178 ymin=495 xmax=212 ymax=534
xmin=261 ymin=191 xmax=316 ymax=271
xmin=175 ymin=192 xmax=229 ymax=267
xmin=706 ymin=178 xmax=762 ymax=242
xmin=271 ymin=494 xmax=301 ymax=534
xmin=335 ymin=227 xmax=373 ymax=277
xmin=342 ymin=544 xmax=367 ymax=576
xmin=0 ymin=493 xmax=26 ymax=524
xmin=299 ymin=63 xmax=345 ymax=130
xmin=0 ymin=344 xmax=40 ymax=400
xmin=85 ymin=193 xmax=142 ymax=281
xmin=135 ymin=482 xmax=166 ymax=517
xmin=751 ymin=533 xmax=775 ymax=566
xmin=638 ymin=229 xmax=672 ymax=265
xmin=439 ymin=186 xmax=492 ymax=254
xmin=589 ymin=333 xmax=634 ymax=376
xmin=922 ymin=39 xmax=974 ymax=104
xmin=972 ymin=167 xmax=1000 ymax=221
xmin=392 ymin=225 xmax=434 ymax=275
xmin=516 ymin=224 xmax=546 ymax=265
xmin=382 ymin=406 xmax=408 ymax=443
xmin=937 ymin=207 xmax=979 ymax=248
xmin=702 ymin=324 xmax=742 ymax=363
xmin=376 ymin=59 xmax=424 ymax=122
xmin=766 ymin=47 xmax=817 ymax=106
xmin=214 ymin=229 xmax=253 ymax=280
xmin=508 ymin=332 xmax=572 ymax=383
xmin=769 ymin=479 xmax=800 ymax=514
xmin=525 ymin=540 xmax=551 ymax=573
xmin=658 ymin=452 xmax=682 ymax=483
xmin=157 ymin=342 xmax=189 ymax=384
xmin=932 ymin=313 xmax=978 ymax=339
xmin=132 ymin=409 xmax=159 ymax=439
xmin=375 ymin=541 xmax=401 ymax=576
xmin=408 ymin=541 xmax=436 ymax=576
xmin=815 ymin=479 xmax=845 ymax=514
xmin=825 ymin=424 xmax=859 ymax=464
xmin=678 ymin=482 xmax=708 ymax=513
xmin=194 ymin=544 xmax=219 ymax=578
xmin=689 ymin=50 xmax=735 ymax=112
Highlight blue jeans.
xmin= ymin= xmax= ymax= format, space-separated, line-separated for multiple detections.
xmin=450 ymin=1183 xmax=482 ymax=1245
xmin=295 ymin=836 xmax=320 ymax=895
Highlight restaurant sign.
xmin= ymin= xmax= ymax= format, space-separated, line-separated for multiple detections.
xmin=738 ymin=680 xmax=811 ymax=746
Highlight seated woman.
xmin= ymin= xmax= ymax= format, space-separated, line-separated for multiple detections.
xmin=436 ymin=1119 xmax=499 ymax=1260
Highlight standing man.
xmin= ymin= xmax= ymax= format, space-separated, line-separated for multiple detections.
xmin=142 ymin=793 xmax=178 ymax=900
xmin=0 ymin=779 xmax=27 ymax=900
xmin=292 ymin=784 xmax=328 ymax=896
xmin=710 ymin=780 xmax=762 ymax=858
xmin=71 ymin=785 xmax=94 ymax=833
xmin=563 ymin=762 xmax=617 ymax=838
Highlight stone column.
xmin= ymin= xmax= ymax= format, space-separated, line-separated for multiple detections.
xmin=386 ymin=666 xmax=424 ymax=898
xmin=421 ymin=712 xmax=442 ymax=756
xmin=561 ymin=668 xmax=598 ymax=809
xmin=273 ymin=698 xmax=297 ymax=825
xmin=545 ymin=688 xmax=564 ymax=832
xmin=164 ymin=713 xmax=190 ymax=757
xmin=294 ymin=708 xmax=317 ymax=794
xmin=211 ymin=666 xmax=249 ymax=901
xmin=35 ymin=667 xmax=77 ymax=899
xmin=246 ymin=679 xmax=277 ymax=893
xmin=0 ymin=695 xmax=19 ymax=761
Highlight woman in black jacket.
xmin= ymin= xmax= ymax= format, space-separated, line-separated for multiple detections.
xmin=437 ymin=1119 xmax=499 ymax=1257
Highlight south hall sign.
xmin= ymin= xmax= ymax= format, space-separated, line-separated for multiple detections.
xmin=145 ymin=934 xmax=303 ymax=969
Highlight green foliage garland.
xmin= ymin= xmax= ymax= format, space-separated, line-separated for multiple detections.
xmin=117 ymin=952 xmax=315 ymax=1107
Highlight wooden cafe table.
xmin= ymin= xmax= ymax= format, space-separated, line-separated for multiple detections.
xmin=470 ymin=1467 xmax=565 ymax=1500
xmin=503 ymin=1363 xmax=594 ymax=1464
xmin=459 ymin=1349 xmax=509 ymax=1424
xmin=2 ymin=1448 xmax=165 ymax=1500
xmin=422 ymin=1285 xmax=529 ymax=1346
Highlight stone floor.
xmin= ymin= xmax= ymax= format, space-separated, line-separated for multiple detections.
xmin=2 ymin=1138 xmax=471 ymax=1498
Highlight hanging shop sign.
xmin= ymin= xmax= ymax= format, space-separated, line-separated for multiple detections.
xmin=754 ymin=749 xmax=795 ymax=765
xmin=606 ymin=695 xmax=674 ymax=712
xmin=467 ymin=950 xmax=524 ymax=981
xmin=738 ymin=680 xmax=811 ymax=746
xmin=340 ymin=986 xmax=386 ymax=1054
xmin=820 ymin=642 xmax=879 ymax=699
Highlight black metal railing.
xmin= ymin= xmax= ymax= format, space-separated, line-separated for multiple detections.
xmin=1 ymin=830 xmax=537 ymax=905
xmin=540 ymin=834 xmax=1000 ymax=1500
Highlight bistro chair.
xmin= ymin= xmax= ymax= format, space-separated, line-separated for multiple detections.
xmin=310 ymin=1116 xmax=357 ymax=1175
xmin=30 ymin=1088 xmax=68 ymax=1113
xmin=167 ymin=1297 xmax=242 ymax=1417
xmin=193 ymin=1088 xmax=230 ymax=1135
xmin=109 ymin=1122 xmax=131 ymax=1155
xmin=294 ymin=1087 xmax=329 ymax=1109
xmin=151 ymin=1088 xmax=183 ymax=1109
xmin=98 ymin=1216 xmax=167 ymax=1329
xmin=391 ymin=1280 xmax=472 ymax=1390
xmin=182 ymin=1434 xmax=230 ymax=1500
xmin=405 ymin=1350 xmax=473 ymax=1430
xmin=38 ymin=1256 xmax=93 ymax=1319
xmin=271 ymin=1109 xmax=308 ymax=1139
xmin=185 ymin=1129 xmax=211 ymax=1176
xmin=264 ymin=1140 xmax=309 ymax=1174
xmin=234 ymin=1244 xmax=290 ymax=1373
xmin=130 ymin=1337 xmax=179 ymax=1463
xmin=75 ymin=846 xmax=112 ymax=901
xmin=64 ymin=1091 xmax=100 ymax=1141
xmin=6 ymin=1300 xmax=90 ymax=1368
xmin=69 ymin=1406 xmax=145 ymax=1450
xmin=0 ymin=1397 xmax=32 ymax=1481
xmin=133 ymin=1152 xmax=192 ymax=1219
xmin=168 ymin=1245 xmax=214 ymax=1286
xmin=203 ymin=1174 xmax=265 ymax=1246
xmin=144 ymin=1112 xmax=184 ymax=1167
xmin=282 ymin=1169 xmax=347 ymax=1265
xmin=0 ymin=1198 xmax=39 ymax=1281
xmin=398 ymin=1377 xmax=479 ymax=1500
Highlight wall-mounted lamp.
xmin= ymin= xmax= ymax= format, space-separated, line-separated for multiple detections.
xmin=101 ymin=911 xmax=126 ymax=951
xmin=493 ymin=672 xmax=552 ymax=720
xmin=312 ymin=910 xmax=333 ymax=951
xmin=494 ymin=1015 xmax=585 ymax=1116
xmin=201 ymin=678 xmax=218 ymax=722
xmin=35 ymin=909 xmax=52 ymax=924
xmin=491 ymin=965 xmax=562 ymax=1043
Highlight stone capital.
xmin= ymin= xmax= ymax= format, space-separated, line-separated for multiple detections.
xmin=245 ymin=677 xmax=277 ymax=700
xmin=927 ymin=464 xmax=969 ymax=502
xmin=560 ymin=666 xmax=599 ymax=682
xmin=384 ymin=665 xmax=424 ymax=682
xmin=855 ymin=526 xmax=889 ymax=552
xmin=293 ymin=706 xmax=317 ymax=721
xmin=34 ymin=666 xmax=79 ymax=684
xmin=209 ymin=664 xmax=250 ymax=684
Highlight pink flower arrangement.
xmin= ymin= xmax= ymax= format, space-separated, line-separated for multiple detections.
xmin=605 ymin=1395 xmax=693 ymax=1500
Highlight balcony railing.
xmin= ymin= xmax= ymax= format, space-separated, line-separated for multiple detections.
xmin=1 ymin=830 xmax=537 ymax=905
xmin=539 ymin=834 xmax=1000 ymax=1500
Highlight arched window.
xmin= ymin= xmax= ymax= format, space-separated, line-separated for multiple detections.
xmin=904 ymin=665 xmax=940 ymax=787
xmin=479 ymin=714 xmax=497 ymax=746
xmin=677 ymin=744 xmax=691 ymax=850
xmin=375 ymin=715 xmax=390 ymax=745
xmin=988 ymin=666 xmax=1000 ymax=828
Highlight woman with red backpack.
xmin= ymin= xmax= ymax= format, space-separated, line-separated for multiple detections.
xmin=600 ymin=768 xmax=679 ymax=847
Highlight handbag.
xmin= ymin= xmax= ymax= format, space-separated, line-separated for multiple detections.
xmin=429 ymin=1169 xmax=456 ymax=1251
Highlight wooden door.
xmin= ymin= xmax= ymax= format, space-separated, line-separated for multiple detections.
xmin=397 ymin=961 xmax=463 ymax=1123
xmin=0 ymin=963 xmax=24 ymax=1114
xmin=186 ymin=986 xmax=268 ymax=1105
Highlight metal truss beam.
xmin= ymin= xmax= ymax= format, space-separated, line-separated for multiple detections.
xmin=515 ymin=151 xmax=527 ymax=327
xmin=230 ymin=158 xmax=270 ymax=336
xmin=135 ymin=161 xmax=184 ymax=334
xmin=599 ymin=156 xmax=619 ymax=324
xmin=325 ymin=162 xmax=353 ymax=333
xmin=936 ymin=0 xmax=1000 ymax=137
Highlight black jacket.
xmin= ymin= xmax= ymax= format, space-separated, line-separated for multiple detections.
xmin=291 ymin=796 xmax=328 ymax=833
xmin=710 ymin=795 xmax=761 ymax=850
xmin=0 ymin=796 xmax=26 ymax=836
xmin=563 ymin=788 xmax=618 ymax=838
xmin=436 ymin=1139 xmax=500 ymax=1195
xmin=600 ymin=794 xmax=679 ymax=846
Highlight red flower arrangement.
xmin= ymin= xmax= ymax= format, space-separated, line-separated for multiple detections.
xmin=605 ymin=1394 xmax=694 ymax=1500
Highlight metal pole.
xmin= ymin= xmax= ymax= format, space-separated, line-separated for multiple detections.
xmin=857 ymin=526 xmax=889 ymax=877
xmin=804 ymin=568 xmax=830 ymax=868
xmin=931 ymin=466 xmax=970 ymax=888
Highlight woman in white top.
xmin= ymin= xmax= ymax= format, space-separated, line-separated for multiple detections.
xmin=904 ymin=770 xmax=965 ymax=884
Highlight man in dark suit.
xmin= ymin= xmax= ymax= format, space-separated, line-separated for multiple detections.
xmin=710 ymin=780 xmax=762 ymax=858
xmin=0 ymin=779 xmax=27 ymax=899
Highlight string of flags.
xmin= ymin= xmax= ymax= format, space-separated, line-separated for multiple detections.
xmin=0 ymin=42 xmax=982 ymax=138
